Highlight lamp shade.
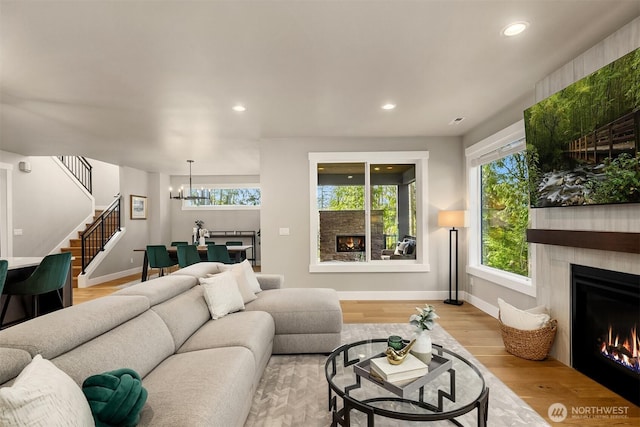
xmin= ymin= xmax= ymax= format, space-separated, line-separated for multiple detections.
xmin=438 ymin=210 xmax=468 ymax=228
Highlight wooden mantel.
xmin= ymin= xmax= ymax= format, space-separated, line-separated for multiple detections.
xmin=526 ymin=229 xmax=640 ymax=254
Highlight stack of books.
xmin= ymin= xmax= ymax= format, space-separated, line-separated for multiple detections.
xmin=369 ymin=353 xmax=429 ymax=384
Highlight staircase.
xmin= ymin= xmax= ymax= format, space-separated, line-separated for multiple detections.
xmin=56 ymin=156 xmax=121 ymax=287
xmin=60 ymin=195 xmax=121 ymax=287
xmin=61 ymin=210 xmax=104 ymax=288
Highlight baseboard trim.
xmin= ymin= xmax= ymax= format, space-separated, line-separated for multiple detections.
xmin=338 ymin=290 xmax=452 ymax=301
xmin=79 ymin=266 xmax=141 ymax=288
xmin=466 ymin=294 xmax=499 ymax=319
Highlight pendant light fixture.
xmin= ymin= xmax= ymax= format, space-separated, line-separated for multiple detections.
xmin=169 ymin=160 xmax=207 ymax=200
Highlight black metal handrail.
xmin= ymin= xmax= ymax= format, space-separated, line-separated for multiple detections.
xmin=81 ymin=194 xmax=121 ymax=273
xmin=58 ymin=156 xmax=93 ymax=194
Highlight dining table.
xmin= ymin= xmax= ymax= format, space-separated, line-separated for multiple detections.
xmin=136 ymin=245 xmax=253 ymax=282
xmin=0 ymin=256 xmax=74 ymax=328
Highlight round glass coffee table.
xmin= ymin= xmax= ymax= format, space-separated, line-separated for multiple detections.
xmin=325 ymin=338 xmax=489 ymax=426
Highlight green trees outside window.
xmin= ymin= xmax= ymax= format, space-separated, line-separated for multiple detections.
xmin=481 ymin=152 xmax=529 ymax=277
xmin=186 ymin=188 xmax=261 ymax=207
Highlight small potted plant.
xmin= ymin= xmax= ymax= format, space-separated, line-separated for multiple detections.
xmin=409 ymin=304 xmax=439 ymax=364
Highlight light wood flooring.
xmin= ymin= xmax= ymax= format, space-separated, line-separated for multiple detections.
xmin=73 ymin=277 xmax=639 ymax=425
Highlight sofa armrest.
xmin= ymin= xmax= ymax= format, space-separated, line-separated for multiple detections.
xmin=256 ymin=273 xmax=283 ymax=290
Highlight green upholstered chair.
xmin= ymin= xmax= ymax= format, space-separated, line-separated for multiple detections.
xmin=171 ymin=241 xmax=189 ymax=247
xmin=146 ymin=245 xmax=177 ymax=277
xmin=206 ymin=244 xmax=234 ymax=264
xmin=177 ymin=245 xmax=201 ymax=268
xmin=0 ymin=252 xmax=71 ymax=326
xmin=0 ymin=259 xmax=7 ymax=311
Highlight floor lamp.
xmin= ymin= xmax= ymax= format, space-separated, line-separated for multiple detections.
xmin=438 ymin=210 xmax=467 ymax=306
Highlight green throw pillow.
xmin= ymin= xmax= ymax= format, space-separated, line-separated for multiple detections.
xmin=82 ymin=368 xmax=148 ymax=427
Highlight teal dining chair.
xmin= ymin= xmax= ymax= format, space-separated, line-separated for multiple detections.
xmin=146 ymin=245 xmax=177 ymax=277
xmin=177 ymin=245 xmax=201 ymax=268
xmin=0 ymin=252 xmax=71 ymax=326
xmin=171 ymin=241 xmax=189 ymax=247
xmin=206 ymin=244 xmax=234 ymax=264
xmin=0 ymin=259 xmax=7 ymax=313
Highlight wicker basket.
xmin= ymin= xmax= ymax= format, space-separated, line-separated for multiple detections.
xmin=498 ymin=314 xmax=558 ymax=361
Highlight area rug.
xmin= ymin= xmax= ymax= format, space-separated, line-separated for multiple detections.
xmin=245 ymin=323 xmax=550 ymax=426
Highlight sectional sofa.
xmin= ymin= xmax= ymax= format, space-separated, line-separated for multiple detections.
xmin=0 ymin=262 xmax=343 ymax=426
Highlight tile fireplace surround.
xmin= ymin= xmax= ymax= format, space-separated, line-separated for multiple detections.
xmin=533 ymin=235 xmax=640 ymax=366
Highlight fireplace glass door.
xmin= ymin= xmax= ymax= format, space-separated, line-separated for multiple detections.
xmin=571 ymin=264 xmax=640 ymax=405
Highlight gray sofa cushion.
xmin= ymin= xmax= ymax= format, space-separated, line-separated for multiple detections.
xmin=139 ymin=347 xmax=255 ymax=427
xmin=0 ymin=348 xmax=31 ymax=385
xmin=255 ymin=273 xmax=283 ymax=290
xmin=170 ymin=262 xmax=225 ymax=279
xmin=52 ymin=310 xmax=175 ymax=385
xmin=245 ymin=288 xmax=343 ymax=335
xmin=0 ymin=295 xmax=149 ymax=359
xmin=178 ymin=311 xmax=274 ymax=379
xmin=114 ymin=274 xmax=197 ymax=306
xmin=273 ymin=332 xmax=342 ymax=355
xmin=151 ymin=286 xmax=211 ymax=351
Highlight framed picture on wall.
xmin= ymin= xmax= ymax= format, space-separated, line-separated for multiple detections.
xmin=130 ymin=195 xmax=147 ymax=220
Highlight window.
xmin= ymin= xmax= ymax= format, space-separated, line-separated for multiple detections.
xmin=182 ymin=184 xmax=260 ymax=209
xmin=481 ymin=151 xmax=529 ymax=276
xmin=309 ymin=152 xmax=429 ymax=273
xmin=466 ymin=121 xmax=534 ymax=296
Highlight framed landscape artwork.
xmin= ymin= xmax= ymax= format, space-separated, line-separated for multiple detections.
xmin=524 ymin=48 xmax=639 ymax=208
xmin=130 ymin=195 xmax=147 ymax=220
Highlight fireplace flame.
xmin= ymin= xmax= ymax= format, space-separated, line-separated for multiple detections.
xmin=600 ymin=325 xmax=640 ymax=374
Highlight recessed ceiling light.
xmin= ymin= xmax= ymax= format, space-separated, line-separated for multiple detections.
xmin=502 ymin=21 xmax=529 ymax=37
xmin=381 ymin=103 xmax=396 ymax=110
xmin=347 ymin=175 xmax=353 ymax=179
xmin=232 ymin=105 xmax=246 ymax=112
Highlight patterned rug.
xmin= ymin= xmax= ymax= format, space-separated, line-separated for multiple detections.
xmin=245 ymin=323 xmax=550 ymax=426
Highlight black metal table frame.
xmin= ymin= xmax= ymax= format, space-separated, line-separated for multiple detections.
xmin=325 ymin=338 xmax=489 ymax=427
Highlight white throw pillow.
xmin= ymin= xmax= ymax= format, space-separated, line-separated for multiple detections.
xmin=200 ymin=271 xmax=245 ymax=319
xmin=498 ymin=298 xmax=550 ymax=331
xmin=238 ymin=259 xmax=262 ymax=294
xmin=525 ymin=305 xmax=549 ymax=315
xmin=0 ymin=354 xmax=95 ymax=427
xmin=228 ymin=263 xmax=257 ymax=304
xmin=394 ymin=241 xmax=408 ymax=256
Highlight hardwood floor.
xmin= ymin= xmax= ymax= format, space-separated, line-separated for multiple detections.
xmin=73 ymin=282 xmax=639 ymax=425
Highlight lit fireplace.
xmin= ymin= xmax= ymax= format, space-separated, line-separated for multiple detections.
xmin=571 ymin=264 xmax=639 ymax=406
xmin=599 ymin=325 xmax=640 ymax=374
xmin=336 ymin=235 xmax=365 ymax=252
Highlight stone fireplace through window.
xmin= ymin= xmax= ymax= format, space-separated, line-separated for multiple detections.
xmin=571 ymin=264 xmax=640 ymax=406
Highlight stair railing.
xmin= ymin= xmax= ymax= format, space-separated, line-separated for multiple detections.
xmin=58 ymin=156 xmax=93 ymax=194
xmin=81 ymin=194 xmax=121 ymax=273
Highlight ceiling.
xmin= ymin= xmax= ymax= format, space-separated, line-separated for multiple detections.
xmin=1 ymin=1 xmax=639 ymax=176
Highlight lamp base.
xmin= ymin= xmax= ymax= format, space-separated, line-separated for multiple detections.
xmin=443 ymin=299 xmax=464 ymax=306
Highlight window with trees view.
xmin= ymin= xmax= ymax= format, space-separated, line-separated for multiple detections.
xmin=481 ymin=150 xmax=529 ymax=276
xmin=466 ymin=122 xmax=533 ymax=295
xmin=309 ymin=152 xmax=429 ymax=272
xmin=184 ymin=186 xmax=260 ymax=208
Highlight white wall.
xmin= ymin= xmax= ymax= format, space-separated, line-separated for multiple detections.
xmin=260 ymin=137 xmax=464 ymax=295
xmin=0 ymin=151 xmax=93 ymax=256
xmin=88 ymin=158 xmax=120 ymax=208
